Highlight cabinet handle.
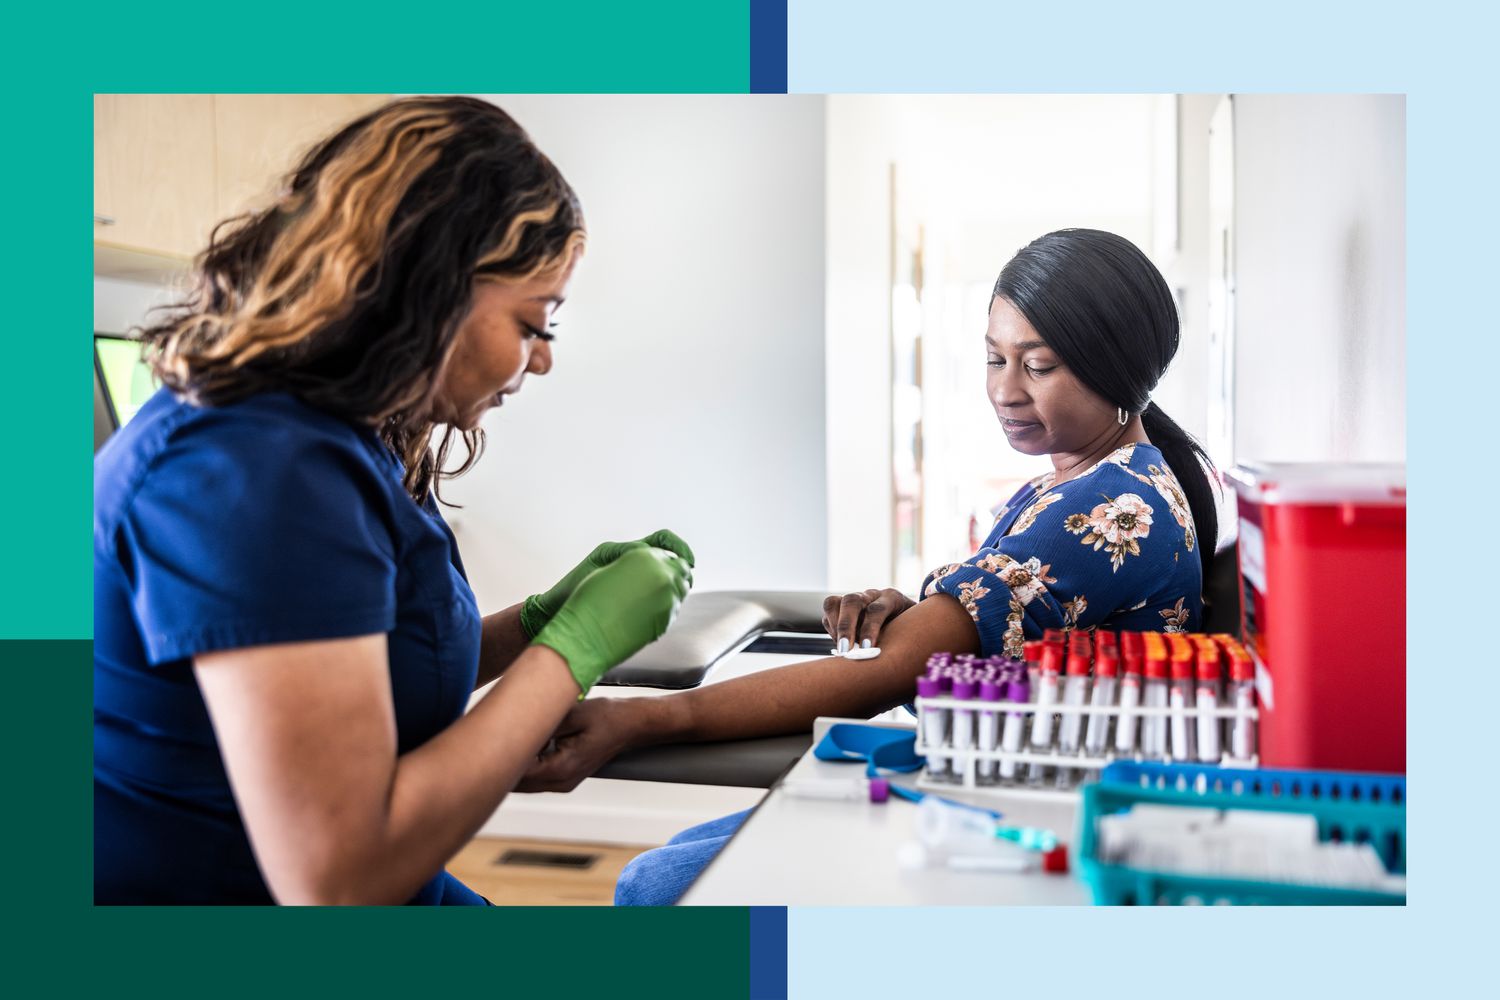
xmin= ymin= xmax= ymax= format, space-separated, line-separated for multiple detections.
xmin=94 ymin=214 xmax=116 ymax=226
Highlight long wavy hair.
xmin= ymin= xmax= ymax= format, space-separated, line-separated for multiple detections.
xmin=138 ymin=95 xmax=585 ymax=502
xmin=994 ymin=229 xmax=1219 ymax=582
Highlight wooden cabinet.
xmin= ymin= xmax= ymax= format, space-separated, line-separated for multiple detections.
xmin=94 ymin=94 xmax=390 ymax=277
xmin=213 ymin=94 xmax=388 ymax=221
xmin=93 ymin=94 xmax=217 ymax=261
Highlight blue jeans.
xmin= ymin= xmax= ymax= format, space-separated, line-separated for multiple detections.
xmin=614 ymin=808 xmax=753 ymax=906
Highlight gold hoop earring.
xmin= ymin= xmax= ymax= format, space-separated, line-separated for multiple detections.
xmin=1117 ymin=407 xmax=1129 ymax=426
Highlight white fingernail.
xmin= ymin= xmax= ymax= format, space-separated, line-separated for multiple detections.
xmin=838 ymin=638 xmax=850 ymax=654
xmin=861 ymin=638 xmax=872 ymax=649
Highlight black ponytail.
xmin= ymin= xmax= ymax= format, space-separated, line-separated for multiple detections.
xmin=994 ymin=229 xmax=1218 ymax=582
xmin=1139 ymin=402 xmax=1219 ymax=579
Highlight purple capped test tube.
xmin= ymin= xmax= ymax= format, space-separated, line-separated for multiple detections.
xmin=977 ymin=678 xmax=1004 ymax=783
xmin=999 ymin=673 xmax=1031 ymax=783
xmin=951 ymin=678 xmax=978 ymax=784
xmin=916 ymin=675 xmax=949 ymax=777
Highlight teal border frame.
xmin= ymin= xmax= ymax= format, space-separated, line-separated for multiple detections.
xmin=7 ymin=4 xmax=772 ymax=995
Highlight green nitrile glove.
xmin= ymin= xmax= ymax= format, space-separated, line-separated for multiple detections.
xmin=532 ymin=546 xmax=693 ymax=694
xmin=520 ymin=529 xmax=696 ymax=639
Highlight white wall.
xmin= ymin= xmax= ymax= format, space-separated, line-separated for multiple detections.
xmin=94 ymin=275 xmax=175 ymax=334
xmin=824 ymin=95 xmax=1167 ymax=588
xmin=447 ymin=95 xmax=829 ymax=612
xmin=824 ymin=96 xmax=900 ymax=592
xmin=1231 ymin=95 xmax=1405 ymax=463
xmin=1159 ymin=94 xmax=1221 ymax=450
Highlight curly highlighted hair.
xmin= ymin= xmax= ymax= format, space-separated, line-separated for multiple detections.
xmin=138 ymin=95 xmax=585 ymax=501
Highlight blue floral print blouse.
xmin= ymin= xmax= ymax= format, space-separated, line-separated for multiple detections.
xmin=921 ymin=443 xmax=1203 ymax=657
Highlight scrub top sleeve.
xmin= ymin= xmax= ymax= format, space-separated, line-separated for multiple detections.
xmin=920 ymin=467 xmax=1186 ymax=658
xmin=116 ymin=417 xmax=400 ymax=664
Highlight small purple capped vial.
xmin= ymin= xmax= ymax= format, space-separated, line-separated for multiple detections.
xmin=916 ymin=676 xmax=949 ymax=777
xmin=977 ymin=678 xmax=1004 ymax=782
xmin=950 ymin=678 xmax=979 ymax=782
xmin=999 ymin=673 xmax=1031 ymax=782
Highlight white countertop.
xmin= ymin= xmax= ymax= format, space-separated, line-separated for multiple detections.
xmin=681 ymin=717 xmax=1092 ymax=905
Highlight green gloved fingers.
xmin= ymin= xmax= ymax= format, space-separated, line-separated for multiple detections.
xmin=519 ymin=594 xmax=551 ymax=640
xmin=637 ymin=529 xmax=695 ymax=568
xmin=531 ymin=546 xmax=694 ymax=694
xmin=521 ymin=529 xmax=695 ymax=638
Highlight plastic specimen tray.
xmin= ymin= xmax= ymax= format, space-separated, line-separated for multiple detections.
xmin=1076 ymin=761 xmax=1406 ymax=905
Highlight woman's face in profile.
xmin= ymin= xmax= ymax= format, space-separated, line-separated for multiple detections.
xmin=985 ymin=296 xmax=1118 ymax=458
xmin=431 ymin=259 xmax=576 ymax=431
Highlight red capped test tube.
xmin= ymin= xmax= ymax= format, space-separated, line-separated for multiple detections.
xmin=1026 ymin=642 xmax=1065 ymax=785
xmin=1141 ymin=634 xmax=1169 ymax=759
xmin=1085 ymin=646 xmax=1119 ymax=757
xmin=1195 ymin=643 xmax=1224 ymax=763
xmin=1166 ymin=634 xmax=1197 ymax=762
xmin=1055 ymin=646 xmax=1093 ymax=788
xmin=1114 ymin=636 xmax=1144 ymax=756
xmin=1225 ymin=642 xmax=1256 ymax=760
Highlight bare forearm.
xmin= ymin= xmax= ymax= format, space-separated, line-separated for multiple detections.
xmin=645 ymin=595 xmax=979 ymax=746
xmin=474 ymin=603 xmax=533 ymax=688
xmin=319 ymin=647 xmax=577 ymax=904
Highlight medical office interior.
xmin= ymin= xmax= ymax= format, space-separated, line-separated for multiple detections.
xmin=94 ymin=93 xmax=1406 ymax=905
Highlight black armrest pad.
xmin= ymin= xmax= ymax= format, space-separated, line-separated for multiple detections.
xmin=594 ymin=733 xmax=812 ymax=788
xmin=596 ymin=590 xmax=828 ymax=689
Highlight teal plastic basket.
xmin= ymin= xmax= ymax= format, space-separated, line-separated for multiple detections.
xmin=1077 ymin=762 xmax=1406 ymax=905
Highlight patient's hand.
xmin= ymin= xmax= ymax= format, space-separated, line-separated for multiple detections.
xmin=822 ymin=588 xmax=917 ymax=652
xmin=517 ymin=697 xmax=643 ymax=793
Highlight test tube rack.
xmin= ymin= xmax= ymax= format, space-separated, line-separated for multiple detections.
xmin=913 ymin=693 xmax=1259 ymax=799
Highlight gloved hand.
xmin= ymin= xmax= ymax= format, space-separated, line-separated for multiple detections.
xmin=531 ymin=546 xmax=693 ymax=694
xmin=520 ymin=529 xmax=695 ymax=638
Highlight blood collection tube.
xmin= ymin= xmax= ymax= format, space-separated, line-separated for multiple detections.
xmin=950 ymin=678 xmax=978 ymax=784
xmin=1195 ymin=643 xmax=1224 ymax=763
xmin=1166 ymin=634 xmax=1197 ymax=762
xmin=1055 ymin=647 xmax=1092 ymax=787
xmin=1113 ymin=642 xmax=1143 ymax=756
xmin=1026 ymin=643 xmax=1064 ymax=785
xmin=998 ymin=673 xmax=1030 ymax=783
xmin=1140 ymin=634 xmax=1169 ymax=759
xmin=976 ymin=678 xmax=1003 ymax=783
xmin=1021 ymin=640 xmax=1044 ymax=690
xmin=916 ymin=675 xmax=949 ymax=777
xmin=1228 ymin=644 xmax=1257 ymax=760
xmin=1043 ymin=628 xmax=1066 ymax=647
xmin=1085 ymin=646 xmax=1119 ymax=757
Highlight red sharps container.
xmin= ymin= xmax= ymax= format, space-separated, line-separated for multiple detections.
xmin=1225 ymin=463 xmax=1405 ymax=772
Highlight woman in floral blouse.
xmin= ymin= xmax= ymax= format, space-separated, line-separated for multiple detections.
xmin=522 ymin=229 xmax=1220 ymax=904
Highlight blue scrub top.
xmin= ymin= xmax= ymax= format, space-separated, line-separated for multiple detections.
xmin=93 ymin=388 xmax=486 ymax=904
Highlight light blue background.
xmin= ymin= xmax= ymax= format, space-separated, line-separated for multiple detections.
xmin=788 ymin=0 xmax=1489 ymax=995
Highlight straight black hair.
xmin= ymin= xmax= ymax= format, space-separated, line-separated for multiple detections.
xmin=993 ymin=228 xmax=1219 ymax=581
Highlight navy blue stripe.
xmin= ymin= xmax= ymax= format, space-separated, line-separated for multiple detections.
xmin=748 ymin=906 xmax=788 ymax=999
xmin=749 ymin=0 xmax=788 ymax=93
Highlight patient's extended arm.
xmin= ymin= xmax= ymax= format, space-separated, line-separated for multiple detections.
xmin=517 ymin=595 xmax=979 ymax=792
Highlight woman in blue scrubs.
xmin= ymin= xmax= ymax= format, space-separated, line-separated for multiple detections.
xmin=93 ymin=96 xmax=694 ymax=905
